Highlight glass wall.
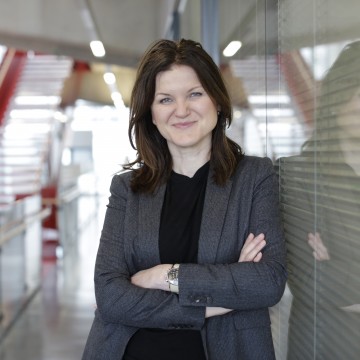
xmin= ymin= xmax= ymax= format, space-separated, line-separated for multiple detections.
xmin=178 ymin=0 xmax=360 ymax=358
xmin=277 ymin=1 xmax=360 ymax=359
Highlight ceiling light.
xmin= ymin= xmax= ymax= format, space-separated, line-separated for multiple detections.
xmin=223 ymin=41 xmax=242 ymax=57
xmin=111 ymin=91 xmax=125 ymax=110
xmin=103 ymin=72 xmax=116 ymax=85
xmin=111 ymin=91 xmax=123 ymax=103
xmin=90 ymin=40 xmax=106 ymax=57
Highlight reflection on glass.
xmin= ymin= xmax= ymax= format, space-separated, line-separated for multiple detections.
xmin=279 ymin=41 xmax=360 ymax=359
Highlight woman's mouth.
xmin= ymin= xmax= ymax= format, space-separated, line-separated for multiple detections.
xmin=173 ymin=121 xmax=195 ymax=129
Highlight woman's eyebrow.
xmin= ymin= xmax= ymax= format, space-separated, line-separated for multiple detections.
xmin=154 ymin=85 xmax=203 ymax=97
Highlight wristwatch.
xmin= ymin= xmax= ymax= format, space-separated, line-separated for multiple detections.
xmin=166 ymin=264 xmax=180 ymax=293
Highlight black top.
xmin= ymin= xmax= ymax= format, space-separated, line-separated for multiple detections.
xmin=123 ymin=162 xmax=209 ymax=360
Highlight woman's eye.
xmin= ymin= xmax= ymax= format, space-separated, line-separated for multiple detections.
xmin=159 ymin=97 xmax=172 ymax=104
xmin=190 ymin=92 xmax=202 ymax=97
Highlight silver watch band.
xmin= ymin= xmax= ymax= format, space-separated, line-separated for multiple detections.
xmin=166 ymin=263 xmax=180 ymax=293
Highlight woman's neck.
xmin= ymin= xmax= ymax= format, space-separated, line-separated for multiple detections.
xmin=171 ymin=150 xmax=211 ymax=178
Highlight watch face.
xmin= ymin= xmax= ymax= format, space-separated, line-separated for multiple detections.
xmin=168 ymin=268 xmax=179 ymax=286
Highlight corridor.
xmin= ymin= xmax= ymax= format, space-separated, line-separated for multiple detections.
xmin=0 ymin=195 xmax=105 ymax=360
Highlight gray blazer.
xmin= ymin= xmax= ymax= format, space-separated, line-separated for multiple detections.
xmin=82 ymin=156 xmax=287 ymax=360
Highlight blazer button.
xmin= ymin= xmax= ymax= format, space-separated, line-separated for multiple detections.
xmin=194 ymin=296 xmax=208 ymax=303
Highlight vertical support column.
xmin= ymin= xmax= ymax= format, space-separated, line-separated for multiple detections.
xmin=264 ymin=0 xmax=280 ymax=156
xmin=201 ymin=0 xmax=219 ymax=65
xmin=265 ymin=0 xmax=279 ymax=56
xmin=172 ymin=10 xmax=180 ymax=40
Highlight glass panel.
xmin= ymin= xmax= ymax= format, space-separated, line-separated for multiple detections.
xmin=215 ymin=1 xmax=360 ymax=358
xmin=277 ymin=1 xmax=360 ymax=359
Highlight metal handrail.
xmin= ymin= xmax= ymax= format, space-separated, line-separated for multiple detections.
xmin=42 ymin=187 xmax=80 ymax=207
xmin=0 ymin=207 xmax=51 ymax=246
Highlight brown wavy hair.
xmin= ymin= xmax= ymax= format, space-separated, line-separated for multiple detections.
xmin=123 ymin=38 xmax=243 ymax=193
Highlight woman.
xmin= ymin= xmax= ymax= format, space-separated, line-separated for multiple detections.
xmin=82 ymin=38 xmax=287 ymax=360
xmin=280 ymin=41 xmax=360 ymax=359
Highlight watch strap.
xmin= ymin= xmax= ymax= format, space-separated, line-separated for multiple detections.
xmin=166 ymin=263 xmax=180 ymax=293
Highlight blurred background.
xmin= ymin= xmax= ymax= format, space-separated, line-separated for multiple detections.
xmin=0 ymin=0 xmax=359 ymax=359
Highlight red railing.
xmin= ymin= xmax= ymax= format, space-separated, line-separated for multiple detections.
xmin=0 ymin=49 xmax=27 ymax=126
xmin=277 ymin=50 xmax=317 ymax=127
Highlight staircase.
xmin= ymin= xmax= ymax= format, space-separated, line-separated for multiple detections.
xmin=229 ymin=55 xmax=310 ymax=160
xmin=0 ymin=50 xmax=73 ymax=208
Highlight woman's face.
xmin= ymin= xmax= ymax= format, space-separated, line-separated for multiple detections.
xmin=337 ymin=86 xmax=360 ymax=139
xmin=151 ymin=64 xmax=218 ymax=156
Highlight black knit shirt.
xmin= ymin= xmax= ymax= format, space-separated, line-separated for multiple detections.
xmin=123 ymin=162 xmax=209 ymax=360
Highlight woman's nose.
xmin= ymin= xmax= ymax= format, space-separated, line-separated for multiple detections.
xmin=175 ymin=100 xmax=189 ymax=117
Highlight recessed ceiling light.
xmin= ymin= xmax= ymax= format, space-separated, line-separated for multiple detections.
xmin=103 ymin=72 xmax=116 ymax=85
xmin=90 ymin=40 xmax=106 ymax=57
xmin=223 ymin=41 xmax=242 ymax=57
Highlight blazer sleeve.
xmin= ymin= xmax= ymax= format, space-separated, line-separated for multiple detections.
xmin=178 ymin=157 xmax=287 ymax=310
xmin=94 ymin=174 xmax=206 ymax=329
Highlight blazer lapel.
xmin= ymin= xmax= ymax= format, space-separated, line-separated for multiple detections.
xmin=138 ymin=183 xmax=166 ymax=267
xmin=198 ymin=169 xmax=233 ymax=264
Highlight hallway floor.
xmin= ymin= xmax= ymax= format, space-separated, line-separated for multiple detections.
xmin=0 ymin=196 xmax=105 ymax=360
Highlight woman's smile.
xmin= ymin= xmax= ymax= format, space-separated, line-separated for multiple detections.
xmin=172 ymin=121 xmax=197 ymax=129
xmin=151 ymin=64 xmax=218 ymax=155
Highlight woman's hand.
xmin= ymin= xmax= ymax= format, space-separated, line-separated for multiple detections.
xmin=206 ymin=233 xmax=266 ymax=318
xmin=239 ymin=233 xmax=266 ymax=262
xmin=340 ymin=304 xmax=360 ymax=313
xmin=205 ymin=306 xmax=233 ymax=318
xmin=307 ymin=232 xmax=330 ymax=261
xmin=131 ymin=264 xmax=172 ymax=291
xmin=132 ymin=233 xmax=266 ymax=320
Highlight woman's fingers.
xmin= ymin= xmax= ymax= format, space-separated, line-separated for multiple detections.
xmin=307 ymin=232 xmax=330 ymax=261
xmin=239 ymin=233 xmax=266 ymax=262
xmin=253 ymin=252 xmax=263 ymax=262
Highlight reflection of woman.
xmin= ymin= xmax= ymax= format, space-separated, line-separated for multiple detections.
xmin=82 ymin=39 xmax=287 ymax=359
xmin=280 ymin=41 xmax=360 ymax=359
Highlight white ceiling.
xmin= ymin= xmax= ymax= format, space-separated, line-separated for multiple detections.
xmin=0 ymin=0 xmax=359 ymax=67
xmin=0 ymin=0 xmax=176 ymax=67
xmin=0 ymin=0 xmax=359 ymax=106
